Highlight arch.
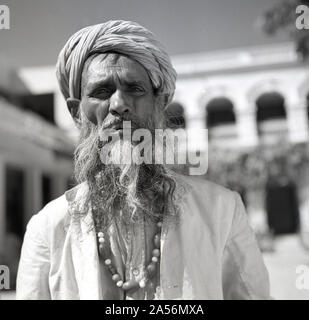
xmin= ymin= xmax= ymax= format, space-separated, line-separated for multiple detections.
xmin=164 ymin=101 xmax=186 ymax=128
xmin=198 ymin=85 xmax=236 ymax=117
xmin=255 ymin=92 xmax=287 ymax=140
xmin=205 ymin=97 xmax=236 ymax=128
xmin=256 ymin=92 xmax=286 ymax=122
xmin=247 ymin=78 xmax=286 ymax=106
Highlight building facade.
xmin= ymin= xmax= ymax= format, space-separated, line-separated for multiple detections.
xmin=2 ymin=42 xmax=309 ymax=286
xmin=168 ymin=42 xmax=309 ymax=247
xmin=0 ymin=63 xmax=75 ymax=286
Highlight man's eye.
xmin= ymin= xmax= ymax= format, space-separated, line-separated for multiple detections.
xmin=129 ymin=86 xmax=145 ymax=93
xmin=98 ymin=88 xmax=112 ymax=94
xmin=89 ymin=88 xmax=112 ymax=98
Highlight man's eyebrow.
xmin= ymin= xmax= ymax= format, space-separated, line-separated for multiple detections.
xmin=121 ymin=80 xmax=146 ymax=87
xmin=88 ymin=79 xmax=148 ymax=92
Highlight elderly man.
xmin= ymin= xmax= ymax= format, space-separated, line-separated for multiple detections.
xmin=16 ymin=20 xmax=270 ymax=300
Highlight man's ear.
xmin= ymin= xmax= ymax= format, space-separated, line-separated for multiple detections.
xmin=163 ymin=94 xmax=169 ymax=107
xmin=66 ymin=98 xmax=81 ymax=122
xmin=156 ymin=94 xmax=169 ymax=109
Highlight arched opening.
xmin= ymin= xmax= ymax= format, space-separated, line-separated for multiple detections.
xmin=165 ymin=102 xmax=186 ymax=129
xmin=266 ymin=181 xmax=299 ymax=235
xmin=205 ymin=97 xmax=237 ymax=142
xmin=256 ymin=92 xmax=287 ymax=143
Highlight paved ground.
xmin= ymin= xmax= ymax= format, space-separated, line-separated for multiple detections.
xmin=263 ymin=234 xmax=309 ymax=300
xmin=0 ymin=290 xmax=15 ymax=300
xmin=1 ymin=235 xmax=309 ymax=300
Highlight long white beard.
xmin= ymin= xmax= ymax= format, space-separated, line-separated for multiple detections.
xmin=73 ymin=111 xmax=178 ymax=230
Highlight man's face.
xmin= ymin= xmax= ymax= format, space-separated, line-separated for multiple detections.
xmin=74 ymin=54 xmax=176 ymax=225
xmin=80 ymin=53 xmax=156 ymax=130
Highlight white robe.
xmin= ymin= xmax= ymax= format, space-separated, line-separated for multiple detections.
xmin=16 ymin=172 xmax=270 ymax=300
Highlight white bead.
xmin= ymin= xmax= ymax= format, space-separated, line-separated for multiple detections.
xmin=104 ymin=259 xmax=112 ymax=265
xmin=152 ymin=256 xmax=158 ymax=263
xmin=116 ymin=280 xmax=124 ymax=287
xmin=112 ymin=274 xmax=120 ymax=281
xmin=152 ymin=248 xmax=160 ymax=257
xmin=139 ymin=279 xmax=146 ymax=288
xmin=98 ymin=232 xmax=104 ymax=238
xmin=157 ymin=221 xmax=163 ymax=228
xmin=98 ymin=237 xmax=105 ymax=243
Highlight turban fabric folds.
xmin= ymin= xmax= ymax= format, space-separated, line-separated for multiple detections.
xmin=56 ymin=20 xmax=177 ymax=114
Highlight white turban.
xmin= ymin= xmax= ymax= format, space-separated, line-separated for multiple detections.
xmin=56 ymin=20 xmax=177 ymax=109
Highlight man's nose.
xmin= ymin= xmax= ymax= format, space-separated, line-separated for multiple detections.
xmin=109 ymin=89 xmax=130 ymax=117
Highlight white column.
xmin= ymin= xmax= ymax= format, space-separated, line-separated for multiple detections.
xmin=234 ymin=97 xmax=258 ymax=148
xmin=297 ymin=164 xmax=309 ymax=248
xmin=286 ymin=95 xmax=309 ymax=143
xmin=186 ymin=116 xmax=208 ymax=152
xmin=24 ymin=168 xmax=42 ymax=226
xmin=181 ymin=89 xmax=209 ymax=154
xmin=0 ymin=157 xmax=6 ymax=257
xmin=175 ymin=91 xmax=208 ymax=175
xmin=246 ymin=188 xmax=269 ymax=233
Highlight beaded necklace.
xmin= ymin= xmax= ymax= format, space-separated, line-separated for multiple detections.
xmin=97 ymin=216 xmax=162 ymax=292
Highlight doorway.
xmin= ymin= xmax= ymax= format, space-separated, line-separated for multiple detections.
xmin=266 ymin=182 xmax=299 ymax=235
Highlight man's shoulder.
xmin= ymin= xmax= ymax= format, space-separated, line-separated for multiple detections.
xmin=175 ymin=172 xmax=237 ymax=204
xmin=26 ymin=194 xmax=69 ymax=234
xmin=172 ymin=172 xmax=244 ymax=240
xmin=27 ymin=183 xmax=87 ymax=233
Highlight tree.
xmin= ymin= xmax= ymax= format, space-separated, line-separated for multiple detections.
xmin=259 ymin=0 xmax=309 ymax=59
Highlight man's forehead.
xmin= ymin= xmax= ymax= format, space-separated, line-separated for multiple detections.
xmin=85 ymin=53 xmax=151 ymax=85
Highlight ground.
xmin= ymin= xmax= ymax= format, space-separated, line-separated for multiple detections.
xmin=263 ymin=234 xmax=309 ymax=300
xmin=1 ymin=234 xmax=309 ymax=300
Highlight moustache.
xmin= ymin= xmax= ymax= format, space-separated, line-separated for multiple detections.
xmin=101 ymin=116 xmax=144 ymax=131
xmin=97 ymin=116 xmax=150 ymax=147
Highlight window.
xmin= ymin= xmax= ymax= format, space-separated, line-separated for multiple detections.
xmin=20 ymin=93 xmax=55 ymax=124
xmin=206 ymin=97 xmax=235 ymax=128
xmin=42 ymin=174 xmax=52 ymax=207
xmin=5 ymin=166 xmax=25 ymax=238
xmin=256 ymin=92 xmax=287 ymax=139
xmin=256 ymin=92 xmax=286 ymax=122
xmin=205 ymin=97 xmax=236 ymax=141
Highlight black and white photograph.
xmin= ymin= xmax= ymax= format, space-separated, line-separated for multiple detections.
xmin=0 ymin=0 xmax=309 ymax=303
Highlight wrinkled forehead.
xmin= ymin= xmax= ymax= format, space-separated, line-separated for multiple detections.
xmin=81 ymin=53 xmax=153 ymax=93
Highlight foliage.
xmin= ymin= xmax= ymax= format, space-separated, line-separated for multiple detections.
xmin=206 ymin=140 xmax=308 ymax=192
xmin=259 ymin=0 xmax=309 ymax=59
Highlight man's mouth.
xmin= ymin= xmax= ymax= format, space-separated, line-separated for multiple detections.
xmin=102 ymin=120 xmax=142 ymax=136
xmin=111 ymin=123 xmax=123 ymax=131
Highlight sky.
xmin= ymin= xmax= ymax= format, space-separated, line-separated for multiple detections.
xmin=0 ymin=0 xmax=289 ymax=68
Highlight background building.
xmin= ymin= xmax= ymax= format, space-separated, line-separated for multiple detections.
xmin=167 ymin=42 xmax=309 ymax=248
xmin=0 ymin=61 xmax=74 ymax=287
xmin=1 ymin=0 xmax=309 ymax=299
